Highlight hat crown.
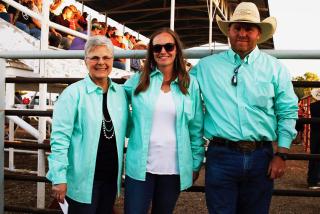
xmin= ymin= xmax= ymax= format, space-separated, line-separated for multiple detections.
xmin=230 ymin=2 xmax=260 ymax=23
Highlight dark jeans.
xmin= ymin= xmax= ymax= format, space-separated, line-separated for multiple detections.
xmin=205 ymin=143 xmax=274 ymax=214
xmin=0 ymin=12 xmax=10 ymax=22
xmin=307 ymin=125 xmax=320 ymax=185
xmin=113 ymin=61 xmax=126 ymax=70
xmin=15 ymin=22 xmax=41 ymax=39
xmin=124 ymin=173 xmax=180 ymax=214
xmin=66 ymin=180 xmax=117 ymax=214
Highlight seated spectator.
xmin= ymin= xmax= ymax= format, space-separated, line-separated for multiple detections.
xmin=111 ymin=30 xmax=126 ymax=70
xmin=91 ymin=17 xmax=98 ymax=24
xmin=14 ymin=0 xmax=41 ymax=39
xmin=51 ymin=6 xmax=74 ymax=49
xmin=49 ymin=0 xmax=62 ymax=12
xmin=129 ymin=35 xmax=137 ymax=47
xmin=98 ymin=22 xmax=107 ymax=36
xmin=124 ymin=32 xmax=133 ymax=49
xmin=130 ymin=41 xmax=147 ymax=72
xmin=0 ymin=3 xmax=10 ymax=22
xmin=69 ymin=23 xmax=101 ymax=50
xmin=106 ymin=26 xmax=116 ymax=38
xmin=69 ymin=4 xmax=85 ymax=32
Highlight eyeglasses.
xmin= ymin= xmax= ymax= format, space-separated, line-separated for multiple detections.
xmin=152 ymin=43 xmax=175 ymax=53
xmin=86 ymin=55 xmax=113 ymax=62
xmin=231 ymin=64 xmax=242 ymax=86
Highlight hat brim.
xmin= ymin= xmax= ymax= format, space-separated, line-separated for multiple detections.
xmin=216 ymin=15 xmax=277 ymax=44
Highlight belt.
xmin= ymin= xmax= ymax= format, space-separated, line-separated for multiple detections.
xmin=209 ymin=137 xmax=271 ymax=153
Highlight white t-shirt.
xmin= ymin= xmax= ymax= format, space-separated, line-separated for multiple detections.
xmin=146 ymin=90 xmax=179 ymax=174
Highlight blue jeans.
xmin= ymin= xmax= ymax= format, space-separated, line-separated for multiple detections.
xmin=0 ymin=12 xmax=10 ymax=22
xmin=205 ymin=143 xmax=274 ymax=214
xmin=15 ymin=22 xmax=41 ymax=39
xmin=66 ymin=180 xmax=117 ymax=214
xmin=113 ymin=61 xmax=126 ymax=70
xmin=15 ymin=22 xmax=30 ymax=34
xmin=124 ymin=173 xmax=180 ymax=214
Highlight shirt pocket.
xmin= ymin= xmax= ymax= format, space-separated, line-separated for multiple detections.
xmin=246 ymin=82 xmax=275 ymax=109
xmin=183 ymin=96 xmax=193 ymax=122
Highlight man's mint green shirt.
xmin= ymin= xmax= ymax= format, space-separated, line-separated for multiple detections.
xmin=190 ymin=47 xmax=298 ymax=148
xmin=46 ymin=75 xmax=129 ymax=203
xmin=124 ymin=70 xmax=204 ymax=190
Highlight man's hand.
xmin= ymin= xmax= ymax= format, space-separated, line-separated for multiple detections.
xmin=52 ymin=183 xmax=67 ymax=203
xmin=268 ymin=147 xmax=288 ymax=179
xmin=268 ymin=156 xmax=286 ymax=179
xmin=193 ymin=171 xmax=200 ymax=183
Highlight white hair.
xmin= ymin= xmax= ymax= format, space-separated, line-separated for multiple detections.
xmin=84 ymin=36 xmax=114 ymax=57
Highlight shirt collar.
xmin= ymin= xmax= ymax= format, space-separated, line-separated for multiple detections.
xmin=84 ymin=75 xmax=116 ymax=94
xmin=227 ymin=46 xmax=260 ymax=65
xmin=150 ymin=68 xmax=179 ymax=83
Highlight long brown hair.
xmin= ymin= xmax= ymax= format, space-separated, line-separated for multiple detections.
xmin=134 ymin=28 xmax=190 ymax=95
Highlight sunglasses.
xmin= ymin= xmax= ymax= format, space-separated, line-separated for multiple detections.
xmin=231 ymin=64 xmax=242 ymax=86
xmin=152 ymin=43 xmax=175 ymax=53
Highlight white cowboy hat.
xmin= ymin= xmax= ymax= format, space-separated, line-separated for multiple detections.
xmin=216 ymin=2 xmax=277 ymax=44
xmin=311 ymin=88 xmax=320 ymax=101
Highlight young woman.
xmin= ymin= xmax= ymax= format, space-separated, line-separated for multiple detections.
xmin=124 ymin=28 xmax=204 ymax=214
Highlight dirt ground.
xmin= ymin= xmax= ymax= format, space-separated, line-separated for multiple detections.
xmin=4 ymin=143 xmax=320 ymax=214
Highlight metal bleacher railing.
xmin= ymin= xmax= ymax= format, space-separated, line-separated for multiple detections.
xmin=1 ymin=49 xmax=320 ymax=213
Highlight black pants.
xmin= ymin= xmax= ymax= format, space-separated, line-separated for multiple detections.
xmin=307 ymin=126 xmax=320 ymax=185
xmin=67 ymin=180 xmax=117 ymax=214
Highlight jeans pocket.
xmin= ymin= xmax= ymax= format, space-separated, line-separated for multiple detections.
xmin=261 ymin=144 xmax=274 ymax=160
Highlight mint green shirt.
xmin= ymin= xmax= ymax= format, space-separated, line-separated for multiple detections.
xmin=191 ymin=47 xmax=298 ymax=148
xmin=46 ymin=75 xmax=129 ymax=203
xmin=124 ymin=70 xmax=204 ymax=190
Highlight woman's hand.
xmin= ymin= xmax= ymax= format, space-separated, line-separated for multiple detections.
xmin=193 ymin=171 xmax=200 ymax=183
xmin=52 ymin=183 xmax=67 ymax=203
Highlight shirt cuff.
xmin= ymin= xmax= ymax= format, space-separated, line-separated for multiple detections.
xmin=278 ymin=135 xmax=293 ymax=149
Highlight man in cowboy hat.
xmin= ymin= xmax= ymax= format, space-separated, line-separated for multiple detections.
xmin=191 ymin=2 xmax=298 ymax=213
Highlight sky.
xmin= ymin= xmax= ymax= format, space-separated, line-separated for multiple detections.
xmin=268 ymin=0 xmax=320 ymax=77
xmin=62 ymin=0 xmax=320 ymax=78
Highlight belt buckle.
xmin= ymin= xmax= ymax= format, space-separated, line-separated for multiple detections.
xmin=238 ymin=141 xmax=256 ymax=153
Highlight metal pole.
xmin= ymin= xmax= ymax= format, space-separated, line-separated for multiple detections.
xmin=209 ymin=0 xmax=213 ymax=49
xmin=81 ymin=1 xmax=84 ymax=14
xmin=5 ymin=83 xmax=15 ymax=171
xmin=0 ymin=58 xmax=5 ymax=214
xmin=2 ymin=50 xmax=320 ymax=60
xmin=170 ymin=0 xmax=175 ymax=30
xmin=36 ymin=0 xmax=49 ymax=208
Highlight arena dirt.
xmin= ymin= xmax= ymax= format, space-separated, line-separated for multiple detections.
xmin=4 ymin=144 xmax=320 ymax=214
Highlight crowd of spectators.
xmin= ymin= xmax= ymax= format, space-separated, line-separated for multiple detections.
xmin=0 ymin=0 xmax=147 ymax=70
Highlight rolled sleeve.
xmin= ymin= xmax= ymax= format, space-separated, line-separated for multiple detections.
xmin=189 ymin=79 xmax=205 ymax=171
xmin=274 ymin=65 xmax=298 ymax=148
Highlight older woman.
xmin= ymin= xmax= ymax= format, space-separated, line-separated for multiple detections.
xmin=46 ymin=36 xmax=129 ymax=213
xmin=124 ymin=28 xmax=204 ymax=213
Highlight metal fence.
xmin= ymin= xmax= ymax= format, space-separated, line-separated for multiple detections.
xmin=1 ymin=49 xmax=320 ymax=213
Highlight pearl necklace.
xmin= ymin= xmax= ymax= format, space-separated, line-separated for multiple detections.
xmin=102 ymin=115 xmax=114 ymax=139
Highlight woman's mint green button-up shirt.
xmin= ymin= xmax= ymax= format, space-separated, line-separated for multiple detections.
xmin=46 ymin=75 xmax=129 ymax=203
xmin=124 ymin=70 xmax=204 ymax=190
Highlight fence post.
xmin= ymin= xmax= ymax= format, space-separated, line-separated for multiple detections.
xmin=0 ymin=58 xmax=6 ymax=213
xmin=36 ymin=0 xmax=50 ymax=208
